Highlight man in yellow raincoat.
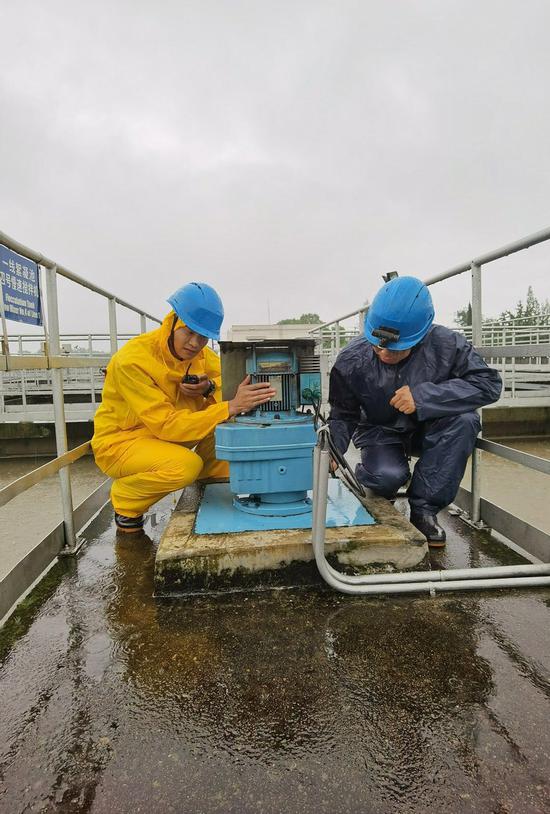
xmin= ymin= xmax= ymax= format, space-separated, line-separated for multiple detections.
xmin=92 ymin=282 xmax=275 ymax=532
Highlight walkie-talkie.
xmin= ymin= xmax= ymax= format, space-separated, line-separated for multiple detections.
xmin=182 ymin=363 xmax=200 ymax=384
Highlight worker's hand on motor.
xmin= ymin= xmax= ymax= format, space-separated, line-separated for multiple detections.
xmin=390 ymin=385 xmax=416 ymax=414
xmin=228 ymin=375 xmax=277 ymax=416
xmin=179 ymin=374 xmax=211 ymax=398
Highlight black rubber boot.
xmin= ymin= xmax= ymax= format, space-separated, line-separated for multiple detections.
xmin=409 ymin=511 xmax=446 ymax=548
xmin=115 ymin=513 xmax=145 ymax=534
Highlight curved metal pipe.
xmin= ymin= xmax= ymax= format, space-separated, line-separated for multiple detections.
xmin=312 ymin=439 xmax=550 ymax=596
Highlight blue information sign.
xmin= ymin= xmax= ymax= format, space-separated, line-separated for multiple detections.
xmin=0 ymin=245 xmax=42 ymax=326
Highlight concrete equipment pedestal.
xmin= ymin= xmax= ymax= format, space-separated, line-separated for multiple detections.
xmin=154 ymin=482 xmax=429 ymax=596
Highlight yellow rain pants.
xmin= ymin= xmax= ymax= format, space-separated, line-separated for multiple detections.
xmin=91 ymin=311 xmax=230 ymax=517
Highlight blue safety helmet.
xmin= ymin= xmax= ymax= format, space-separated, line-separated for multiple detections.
xmin=167 ymin=282 xmax=224 ymax=340
xmin=365 ymin=276 xmax=434 ymax=351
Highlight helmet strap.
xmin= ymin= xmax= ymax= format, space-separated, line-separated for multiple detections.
xmin=168 ymin=313 xmax=184 ymax=361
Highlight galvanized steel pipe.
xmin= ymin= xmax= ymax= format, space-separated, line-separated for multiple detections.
xmin=311 ymin=434 xmax=550 ymax=596
xmin=423 ymin=225 xmax=550 ymax=286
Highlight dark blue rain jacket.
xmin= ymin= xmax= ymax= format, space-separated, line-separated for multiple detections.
xmin=328 ymin=325 xmax=502 ymax=453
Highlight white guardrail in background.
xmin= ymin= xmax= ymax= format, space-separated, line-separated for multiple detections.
xmin=311 ymin=322 xmax=550 ymax=407
xmin=4 ymin=320 xmax=548 ymax=423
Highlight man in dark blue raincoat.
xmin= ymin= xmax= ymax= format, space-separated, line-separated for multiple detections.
xmin=328 ymin=276 xmax=502 ymax=546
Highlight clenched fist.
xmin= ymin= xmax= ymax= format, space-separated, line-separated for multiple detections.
xmin=390 ymin=385 xmax=416 ymax=414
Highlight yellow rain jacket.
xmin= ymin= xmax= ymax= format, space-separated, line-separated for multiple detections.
xmin=92 ymin=312 xmax=230 ymax=510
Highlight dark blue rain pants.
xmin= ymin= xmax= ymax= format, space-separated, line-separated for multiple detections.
xmin=355 ymin=412 xmax=481 ymax=515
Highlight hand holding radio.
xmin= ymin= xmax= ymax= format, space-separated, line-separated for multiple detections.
xmin=179 ymin=370 xmax=214 ymax=398
xmin=182 ymin=372 xmax=201 ymax=385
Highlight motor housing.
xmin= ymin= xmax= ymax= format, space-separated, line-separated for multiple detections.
xmin=215 ymin=339 xmax=322 ymax=517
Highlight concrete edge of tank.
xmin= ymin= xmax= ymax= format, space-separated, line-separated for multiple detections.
xmin=153 ymin=483 xmax=429 ymax=596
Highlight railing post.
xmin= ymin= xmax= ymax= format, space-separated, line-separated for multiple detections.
xmin=470 ymin=262 xmax=483 ymax=524
xmin=335 ymin=321 xmax=341 ymax=353
xmin=0 ymin=274 xmax=9 ymax=359
xmin=18 ymin=336 xmax=27 ymax=409
xmin=140 ymin=313 xmax=147 ymax=334
xmin=501 ymin=328 xmax=507 ymax=391
xmin=108 ymin=298 xmax=118 ymax=355
xmin=45 ymin=264 xmax=76 ymax=549
xmin=88 ymin=334 xmax=95 ymax=407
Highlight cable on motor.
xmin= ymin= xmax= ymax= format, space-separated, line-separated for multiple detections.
xmin=308 ymin=393 xmax=367 ymax=503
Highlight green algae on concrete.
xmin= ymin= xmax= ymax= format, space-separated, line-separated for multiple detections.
xmin=154 ymin=484 xmax=429 ymax=595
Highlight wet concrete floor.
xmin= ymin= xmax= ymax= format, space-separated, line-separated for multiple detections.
xmin=1 ymin=492 xmax=550 ymax=813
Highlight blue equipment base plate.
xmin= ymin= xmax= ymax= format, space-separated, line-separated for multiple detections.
xmin=194 ymin=480 xmax=376 ymax=535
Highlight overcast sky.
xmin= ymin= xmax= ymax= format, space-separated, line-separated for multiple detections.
xmin=1 ymin=0 xmax=549 ymax=337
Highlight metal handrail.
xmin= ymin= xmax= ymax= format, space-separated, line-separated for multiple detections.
xmin=476 ymin=439 xmax=550 ymax=476
xmin=0 ymin=442 xmax=91 ymax=509
xmin=425 ymin=227 xmax=550 ymax=524
xmin=0 ymin=229 xmax=160 ymax=321
xmin=7 ymin=332 xmax=142 ymax=339
xmin=423 ymin=225 xmax=550 ymax=286
xmin=1 ymin=228 xmax=161 ymax=553
xmin=464 ymin=315 xmax=550 ymax=327
xmin=476 ymin=344 xmax=550 ymax=359
xmin=309 ymin=309 xmax=368 ymax=333
xmin=309 ymin=224 xmax=550 ymax=333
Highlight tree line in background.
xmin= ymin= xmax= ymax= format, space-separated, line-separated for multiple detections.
xmin=455 ymin=286 xmax=550 ymax=327
xmin=277 ymin=313 xmax=323 ymax=324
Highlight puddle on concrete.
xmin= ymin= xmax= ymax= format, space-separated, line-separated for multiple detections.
xmin=1 ymin=492 xmax=550 ymax=813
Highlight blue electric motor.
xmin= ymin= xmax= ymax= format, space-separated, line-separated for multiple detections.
xmin=215 ymin=342 xmax=322 ymax=517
